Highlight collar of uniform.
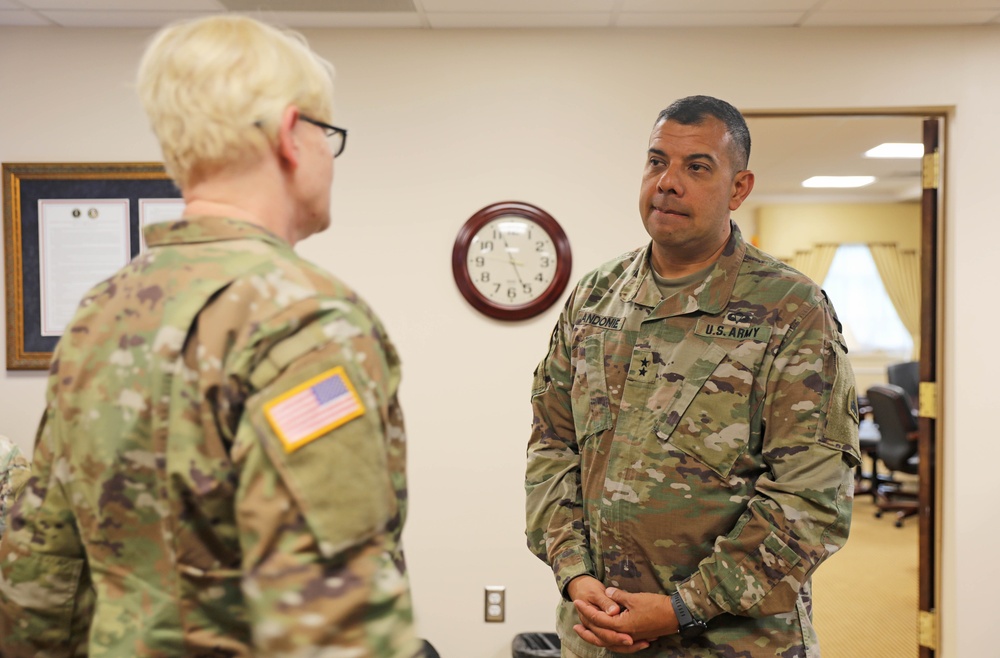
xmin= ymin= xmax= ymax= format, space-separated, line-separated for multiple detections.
xmin=143 ymin=216 xmax=287 ymax=249
xmin=620 ymin=221 xmax=747 ymax=316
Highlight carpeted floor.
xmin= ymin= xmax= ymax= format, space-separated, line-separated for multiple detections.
xmin=812 ymin=492 xmax=919 ymax=657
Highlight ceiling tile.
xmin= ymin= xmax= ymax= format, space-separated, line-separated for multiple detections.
xmin=622 ymin=0 xmax=815 ymax=10
xmin=244 ymin=10 xmax=422 ymax=27
xmin=616 ymin=11 xmax=803 ymax=27
xmin=222 ymin=0 xmax=415 ymax=11
xmin=19 ymin=0 xmax=222 ymax=8
xmin=428 ymin=11 xmax=611 ymax=28
xmin=39 ymin=10 xmax=215 ymax=27
xmin=0 ymin=9 xmax=51 ymax=25
xmin=802 ymin=10 xmax=999 ymax=26
xmin=421 ymin=0 xmax=613 ymax=10
xmin=820 ymin=0 xmax=1000 ymax=10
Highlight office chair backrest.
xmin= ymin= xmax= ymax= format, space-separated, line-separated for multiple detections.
xmin=887 ymin=360 xmax=920 ymax=406
xmin=867 ymin=383 xmax=919 ymax=474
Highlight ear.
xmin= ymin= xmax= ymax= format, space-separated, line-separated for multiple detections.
xmin=729 ymin=169 xmax=755 ymax=211
xmin=276 ymin=105 xmax=302 ymax=171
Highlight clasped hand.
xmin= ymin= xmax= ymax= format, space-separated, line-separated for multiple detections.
xmin=567 ymin=576 xmax=680 ymax=654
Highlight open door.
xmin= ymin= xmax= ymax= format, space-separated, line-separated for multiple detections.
xmin=917 ymin=117 xmax=941 ymax=657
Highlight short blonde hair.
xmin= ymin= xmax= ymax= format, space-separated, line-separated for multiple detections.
xmin=136 ymin=15 xmax=335 ymax=190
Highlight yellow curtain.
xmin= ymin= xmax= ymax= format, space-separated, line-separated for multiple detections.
xmin=868 ymin=243 xmax=921 ymax=358
xmin=784 ymin=243 xmax=839 ymax=285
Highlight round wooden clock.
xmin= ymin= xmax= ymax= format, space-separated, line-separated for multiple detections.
xmin=452 ymin=201 xmax=572 ymax=321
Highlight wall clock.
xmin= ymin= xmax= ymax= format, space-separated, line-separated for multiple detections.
xmin=452 ymin=201 xmax=572 ymax=321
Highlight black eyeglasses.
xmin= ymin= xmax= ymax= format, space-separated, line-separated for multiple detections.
xmin=300 ymin=115 xmax=348 ymax=158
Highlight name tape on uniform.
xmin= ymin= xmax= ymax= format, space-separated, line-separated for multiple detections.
xmin=695 ymin=319 xmax=772 ymax=342
xmin=579 ymin=312 xmax=625 ymax=331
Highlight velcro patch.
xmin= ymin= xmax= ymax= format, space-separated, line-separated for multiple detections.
xmin=848 ymin=385 xmax=860 ymax=424
xmin=264 ymin=366 xmax=365 ymax=453
xmin=578 ymin=311 xmax=625 ymax=331
xmin=695 ymin=319 xmax=772 ymax=342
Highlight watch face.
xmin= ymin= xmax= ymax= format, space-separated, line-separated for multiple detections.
xmin=464 ymin=215 xmax=558 ymax=308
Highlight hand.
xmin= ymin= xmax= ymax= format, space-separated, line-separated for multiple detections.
xmin=567 ymin=577 xmax=647 ymax=653
xmin=572 ymin=587 xmax=679 ymax=652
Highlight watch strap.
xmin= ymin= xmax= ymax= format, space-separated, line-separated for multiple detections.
xmin=670 ymin=591 xmax=707 ymax=638
xmin=670 ymin=591 xmax=694 ymax=626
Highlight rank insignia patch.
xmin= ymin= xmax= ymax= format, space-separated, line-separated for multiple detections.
xmin=264 ymin=366 xmax=365 ymax=453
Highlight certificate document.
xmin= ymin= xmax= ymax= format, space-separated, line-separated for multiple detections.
xmin=37 ymin=199 xmax=131 ymax=336
xmin=139 ymin=198 xmax=185 ymax=252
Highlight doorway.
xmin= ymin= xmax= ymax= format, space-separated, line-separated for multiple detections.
xmin=741 ymin=111 xmax=945 ymax=658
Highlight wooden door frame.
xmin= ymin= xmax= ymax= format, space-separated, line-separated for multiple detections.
xmin=743 ymin=107 xmax=948 ymax=657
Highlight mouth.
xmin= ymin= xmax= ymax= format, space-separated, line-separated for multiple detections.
xmin=651 ymin=205 xmax=688 ymax=218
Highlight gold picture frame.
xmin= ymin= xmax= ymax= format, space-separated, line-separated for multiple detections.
xmin=3 ymin=162 xmax=180 ymax=370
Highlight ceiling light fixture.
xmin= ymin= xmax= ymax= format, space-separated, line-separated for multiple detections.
xmin=802 ymin=176 xmax=876 ymax=188
xmin=864 ymin=142 xmax=924 ymax=158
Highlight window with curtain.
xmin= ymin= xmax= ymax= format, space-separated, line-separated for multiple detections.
xmin=821 ymin=243 xmax=913 ymax=357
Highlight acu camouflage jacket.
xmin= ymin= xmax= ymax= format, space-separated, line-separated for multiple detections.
xmin=526 ymin=223 xmax=861 ymax=658
xmin=0 ymin=218 xmax=420 ymax=658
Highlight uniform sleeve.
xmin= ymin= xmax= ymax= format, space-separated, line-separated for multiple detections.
xmin=231 ymin=305 xmax=420 ymax=658
xmin=0 ymin=437 xmax=31 ymax=538
xmin=677 ymin=300 xmax=861 ymax=622
xmin=525 ymin=291 xmax=595 ymax=596
xmin=0 ymin=415 xmax=94 ymax=658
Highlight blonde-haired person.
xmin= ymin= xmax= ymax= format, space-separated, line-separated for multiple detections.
xmin=0 ymin=14 xmax=421 ymax=658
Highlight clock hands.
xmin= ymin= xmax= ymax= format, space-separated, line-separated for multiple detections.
xmin=500 ymin=233 xmax=526 ymax=287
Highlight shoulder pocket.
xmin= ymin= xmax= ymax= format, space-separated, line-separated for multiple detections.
xmin=817 ymin=343 xmax=862 ymax=467
xmin=249 ymin=359 xmax=393 ymax=556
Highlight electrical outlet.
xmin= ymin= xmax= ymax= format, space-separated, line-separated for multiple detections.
xmin=485 ymin=585 xmax=505 ymax=622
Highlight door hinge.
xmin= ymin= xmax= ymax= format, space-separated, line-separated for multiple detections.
xmin=918 ymin=381 xmax=937 ymax=419
xmin=922 ymin=151 xmax=940 ymax=190
xmin=919 ymin=609 xmax=938 ymax=650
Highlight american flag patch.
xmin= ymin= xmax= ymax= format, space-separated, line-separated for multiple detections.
xmin=264 ymin=366 xmax=365 ymax=453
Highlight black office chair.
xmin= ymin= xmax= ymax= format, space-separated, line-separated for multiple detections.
xmin=866 ymin=384 xmax=920 ymax=527
xmin=887 ymin=360 xmax=920 ymax=409
xmin=855 ymin=408 xmax=886 ymax=503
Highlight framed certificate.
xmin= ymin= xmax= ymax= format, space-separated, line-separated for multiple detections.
xmin=3 ymin=162 xmax=182 ymax=370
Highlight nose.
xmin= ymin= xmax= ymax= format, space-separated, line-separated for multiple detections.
xmin=657 ymin=163 xmax=681 ymax=195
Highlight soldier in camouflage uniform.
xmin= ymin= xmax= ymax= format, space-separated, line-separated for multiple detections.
xmin=0 ymin=436 xmax=29 ymax=540
xmin=0 ymin=15 xmax=421 ymax=658
xmin=525 ymin=96 xmax=860 ymax=657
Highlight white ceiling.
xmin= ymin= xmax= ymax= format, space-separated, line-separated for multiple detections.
xmin=744 ymin=115 xmax=929 ymax=208
xmin=0 ymin=0 xmax=998 ymax=29
xmin=0 ymin=2 xmax=947 ymax=207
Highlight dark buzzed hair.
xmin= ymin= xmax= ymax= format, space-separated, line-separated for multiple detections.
xmin=656 ymin=95 xmax=751 ymax=170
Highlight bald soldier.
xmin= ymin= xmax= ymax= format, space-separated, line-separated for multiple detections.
xmin=526 ymin=96 xmax=860 ymax=657
xmin=0 ymin=15 xmax=420 ymax=657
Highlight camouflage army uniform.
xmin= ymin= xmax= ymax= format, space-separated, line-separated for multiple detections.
xmin=0 ymin=436 xmax=30 ymax=540
xmin=526 ymin=223 xmax=860 ymax=657
xmin=0 ymin=218 xmax=421 ymax=658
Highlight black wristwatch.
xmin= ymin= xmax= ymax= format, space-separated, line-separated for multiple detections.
xmin=670 ymin=591 xmax=708 ymax=639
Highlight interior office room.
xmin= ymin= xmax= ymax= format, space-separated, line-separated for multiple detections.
xmin=0 ymin=1 xmax=995 ymax=657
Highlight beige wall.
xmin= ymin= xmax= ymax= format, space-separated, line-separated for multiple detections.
xmin=1 ymin=24 xmax=993 ymax=657
xmin=756 ymin=201 xmax=921 ymax=258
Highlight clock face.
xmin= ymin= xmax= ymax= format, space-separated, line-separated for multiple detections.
xmin=452 ymin=202 xmax=572 ymax=321
xmin=466 ymin=215 xmax=557 ymax=308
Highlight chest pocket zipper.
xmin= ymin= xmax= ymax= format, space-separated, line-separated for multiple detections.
xmin=654 ymin=341 xmax=756 ymax=479
xmin=571 ymin=333 xmax=613 ymax=441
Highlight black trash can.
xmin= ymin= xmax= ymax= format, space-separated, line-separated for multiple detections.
xmin=512 ymin=632 xmax=560 ymax=658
